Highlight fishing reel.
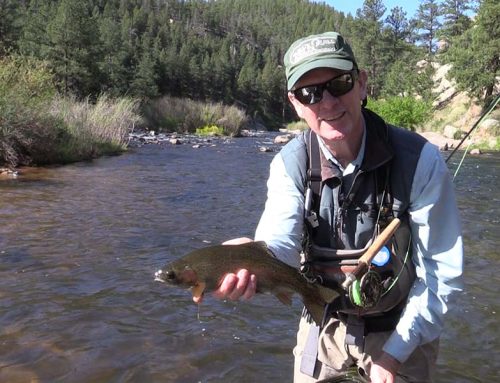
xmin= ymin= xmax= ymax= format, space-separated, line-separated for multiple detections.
xmin=347 ymin=270 xmax=383 ymax=309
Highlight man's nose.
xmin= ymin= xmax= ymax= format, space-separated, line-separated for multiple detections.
xmin=321 ymin=88 xmax=340 ymax=104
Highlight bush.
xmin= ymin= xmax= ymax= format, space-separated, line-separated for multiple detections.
xmin=0 ymin=55 xmax=142 ymax=167
xmin=141 ymin=96 xmax=249 ymax=136
xmin=195 ymin=125 xmax=225 ymax=136
xmin=0 ymin=56 xmax=62 ymax=166
xmin=50 ymin=94 xmax=141 ymax=162
xmin=367 ymin=97 xmax=433 ymax=131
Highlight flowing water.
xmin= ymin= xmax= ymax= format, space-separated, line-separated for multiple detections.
xmin=0 ymin=134 xmax=498 ymax=382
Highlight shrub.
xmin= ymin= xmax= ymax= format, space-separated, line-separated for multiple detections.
xmin=195 ymin=125 xmax=225 ymax=136
xmin=367 ymin=97 xmax=433 ymax=131
xmin=0 ymin=56 xmax=62 ymax=167
xmin=49 ymin=94 xmax=141 ymax=161
xmin=141 ymin=96 xmax=249 ymax=136
xmin=0 ymin=55 xmax=141 ymax=167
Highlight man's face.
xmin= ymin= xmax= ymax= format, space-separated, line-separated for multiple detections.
xmin=288 ymin=67 xmax=367 ymax=144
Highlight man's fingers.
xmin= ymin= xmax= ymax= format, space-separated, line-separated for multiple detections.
xmin=228 ymin=269 xmax=250 ymax=300
xmin=212 ymin=270 xmax=256 ymax=301
xmin=241 ymin=274 xmax=257 ymax=300
xmin=213 ymin=273 xmax=238 ymax=299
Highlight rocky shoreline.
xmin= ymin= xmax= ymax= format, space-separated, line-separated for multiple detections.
xmin=0 ymin=128 xmax=485 ymax=179
xmin=128 ymin=128 xmax=481 ymax=154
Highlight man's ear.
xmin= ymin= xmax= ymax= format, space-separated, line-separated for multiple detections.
xmin=288 ymin=92 xmax=305 ymax=119
xmin=357 ymin=70 xmax=368 ymax=102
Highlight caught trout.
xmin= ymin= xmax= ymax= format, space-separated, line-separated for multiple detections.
xmin=154 ymin=242 xmax=338 ymax=325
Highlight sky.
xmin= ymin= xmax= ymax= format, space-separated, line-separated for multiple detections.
xmin=318 ymin=0 xmax=420 ymax=19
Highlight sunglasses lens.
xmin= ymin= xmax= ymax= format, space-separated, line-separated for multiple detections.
xmin=325 ymin=73 xmax=354 ymax=97
xmin=293 ymin=72 xmax=356 ymax=105
xmin=294 ymin=86 xmax=323 ymax=104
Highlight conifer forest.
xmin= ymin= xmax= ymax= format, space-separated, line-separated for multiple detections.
xmin=0 ymin=0 xmax=498 ymax=125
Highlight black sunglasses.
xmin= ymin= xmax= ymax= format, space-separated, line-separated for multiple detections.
xmin=292 ymin=71 xmax=358 ymax=105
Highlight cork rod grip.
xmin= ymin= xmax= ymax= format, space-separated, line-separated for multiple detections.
xmin=341 ymin=218 xmax=401 ymax=290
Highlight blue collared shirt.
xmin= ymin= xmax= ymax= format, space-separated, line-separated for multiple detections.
xmin=254 ymin=126 xmax=463 ymax=363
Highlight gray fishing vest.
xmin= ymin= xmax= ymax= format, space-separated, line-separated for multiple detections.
xmin=279 ymin=108 xmax=427 ymax=319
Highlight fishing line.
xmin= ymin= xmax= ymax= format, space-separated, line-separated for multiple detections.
xmin=445 ymin=94 xmax=500 ymax=180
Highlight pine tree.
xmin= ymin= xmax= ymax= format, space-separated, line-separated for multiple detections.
xmin=415 ymin=0 xmax=442 ymax=55
xmin=352 ymin=0 xmax=387 ymax=98
xmin=130 ymin=35 xmax=159 ymax=99
xmin=0 ymin=0 xmax=22 ymax=55
xmin=439 ymin=0 xmax=474 ymax=44
xmin=46 ymin=0 xmax=101 ymax=96
xmin=443 ymin=0 xmax=499 ymax=106
xmin=98 ymin=1 xmax=130 ymax=96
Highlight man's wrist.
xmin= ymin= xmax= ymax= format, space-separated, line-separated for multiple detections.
xmin=374 ymin=352 xmax=401 ymax=374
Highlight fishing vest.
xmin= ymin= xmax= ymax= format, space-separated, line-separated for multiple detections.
xmin=279 ymin=108 xmax=427 ymax=321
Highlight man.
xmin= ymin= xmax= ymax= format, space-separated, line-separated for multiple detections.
xmin=212 ymin=32 xmax=463 ymax=383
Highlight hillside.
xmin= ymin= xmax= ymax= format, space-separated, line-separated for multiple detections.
xmin=419 ymin=63 xmax=499 ymax=151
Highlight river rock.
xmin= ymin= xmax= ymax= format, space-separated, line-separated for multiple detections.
xmin=480 ymin=118 xmax=499 ymax=133
xmin=169 ymin=138 xmax=181 ymax=145
xmin=470 ymin=148 xmax=482 ymax=155
xmin=274 ymin=134 xmax=293 ymax=144
xmin=443 ymin=125 xmax=461 ymax=139
xmin=0 ymin=168 xmax=18 ymax=178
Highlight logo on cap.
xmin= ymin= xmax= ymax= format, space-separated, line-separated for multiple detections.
xmin=290 ymin=36 xmax=343 ymax=65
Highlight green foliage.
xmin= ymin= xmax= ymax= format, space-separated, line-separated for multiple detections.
xmin=442 ymin=0 xmax=500 ymax=107
xmin=414 ymin=0 xmax=442 ymax=55
xmin=0 ymin=55 xmax=141 ymax=167
xmin=366 ymin=97 xmax=433 ymax=131
xmin=195 ymin=125 xmax=225 ymax=136
xmin=382 ymin=59 xmax=435 ymax=101
xmin=0 ymin=55 xmax=62 ymax=166
xmin=0 ymin=0 xmax=491 ymax=131
xmin=438 ymin=0 xmax=474 ymax=42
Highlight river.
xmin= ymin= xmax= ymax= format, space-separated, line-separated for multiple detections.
xmin=0 ymin=133 xmax=498 ymax=382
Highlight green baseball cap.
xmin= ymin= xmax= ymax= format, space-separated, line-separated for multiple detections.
xmin=284 ymin=31 xmax=358 ymax=90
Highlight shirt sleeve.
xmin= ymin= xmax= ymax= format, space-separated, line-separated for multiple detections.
xmin=383 ymin=142 xmax=464 ymax=362
xmin=254 ymin=153 xmax=304 ymax=268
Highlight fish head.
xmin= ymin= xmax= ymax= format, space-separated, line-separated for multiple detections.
xmin=154 ymin=262 xmax=198 ymax=288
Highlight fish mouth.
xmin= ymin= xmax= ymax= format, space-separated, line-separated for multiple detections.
xmin=154 ymin=269 xmax=166 ymax=282
xmin=154 ymin=269 xmax=176 ymax=283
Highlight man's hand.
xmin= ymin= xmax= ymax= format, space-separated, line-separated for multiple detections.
xmin=213 ymin=269 xmax=257 ymax=300
xmin=192 ymin=237 xmax=257 ymax=303
xmin=370 ymin=352 xmax=401 ymax=383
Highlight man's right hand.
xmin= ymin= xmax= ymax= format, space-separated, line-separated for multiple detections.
xmin=192 ymin=237 xmax=257 ymax=304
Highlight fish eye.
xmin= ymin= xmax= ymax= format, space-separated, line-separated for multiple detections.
xmin=165 ymin=270 xmax=176 ymax=280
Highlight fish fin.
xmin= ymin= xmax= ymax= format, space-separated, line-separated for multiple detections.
xmin=191 ymin=282 xmax=206 ymax=302
xmin=274 ymin=291 xmax=293 ymax=306
xmin=316 ymin=284 xmax=340 ymax=304
xmin=302 ymin=285 xmax=341 ymax=326
xmin=302 ymin=298 xmax=326 ymax=326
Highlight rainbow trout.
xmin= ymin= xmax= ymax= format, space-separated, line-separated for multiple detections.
xmin=154 ymin=241 xmax=338 ymax=325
